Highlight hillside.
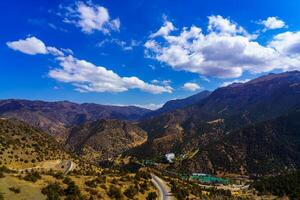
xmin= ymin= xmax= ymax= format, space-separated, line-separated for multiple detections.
xmin=144 ymin=90 xmax=211 ymax=118
xmin=0 ymin=118 xmax=73 ymax=169
xmin=136 ymin=71 xmax=300 ymax=175
xmin=65 ymin=119 xmax=148 ymax=164
xmin=0 ymin=100 xmax=151 ymax=140
xmin=180 ymin=110 xmax=300 ymax=175
xmin=0 ymin=118 xmax=157 ymax=200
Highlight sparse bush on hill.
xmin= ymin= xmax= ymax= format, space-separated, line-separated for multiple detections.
xmin=146 ymin=192 xmax=157 ymax=200
xmin=134 ymin=170 xmax=151 ymax=181
xmin=85 ymin=177 xmax=103 ymax=188
xmin=107 ymin=185 xmax=123 ymax=199
xmin=64 ymin=181 xmax=84 ymax=200
xmin=42 ymin=182 xmax=64 ymax=200
xmin=124 ymin=185 xmax=138 ymax=199
xmin=170 ymin=180 xmax=189 ymax=200
xmin=251 ymin=171 xmax=300 ymax=200
xmin=52 ymin=172 xmax=64 ymax=180
xmin=0 ymin=192 xmax=4 ymax=200
xmin=0 ymin=165 xmax=13 ymax=173
xmin=23 ymin=171 xmax=41 ymax=182
xmin=63 ymin=177 xmax=73 ymax=185
xmin=9 ymin=187 xmax=20 ymax=193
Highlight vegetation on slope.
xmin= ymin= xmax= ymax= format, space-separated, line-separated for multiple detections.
xmin=251 ymin=171 xmax=300 ymax=200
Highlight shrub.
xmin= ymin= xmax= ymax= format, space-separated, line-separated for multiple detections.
xmin=100 ymin=184 xmax=107 ymax=190
xmin=85 ymin=177 xmax=102 ymax=188
xmin=64 ymin=181 xmax=84 ymax=200
xmin=0 ymin=166 xmax=13 ymax=173
xmin=41 ymin=182 xmax=64 ymax=200
xmin=251 ymin=171 xmax=300 ymax=199
xmin=146 ymin=192 xmax=158 ymax=200
xmin=23 ymin=171 xmax=41 ymax=182
xmin=124 ymin=185 xmax=138 ymax=199
xmin=9 ymin=187 xmax=20 ymax=193
xmin=107 ymin=186 xmax=122 ymax=199
xmin=63 ymin=177 xmax=73 ymax=185
xmin=170 ymin=181 xmax=189 ymax=200
xmin=139 ymin=181 xmax=149 ymax=191
xmin=135 ymin=170 xmax=151 ymax=181
xmin=52 ymin=172 xmax=64 ymax=180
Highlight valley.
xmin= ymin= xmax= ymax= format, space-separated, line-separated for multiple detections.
xmin=1 ymin=71 xmax=300 ymax=199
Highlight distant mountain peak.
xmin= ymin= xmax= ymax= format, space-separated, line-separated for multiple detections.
xmin=144 ymin=90 xmax=211 ymax=118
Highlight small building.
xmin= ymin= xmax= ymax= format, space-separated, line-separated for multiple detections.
xmin=165 ymin=153 xmax=175 ymax=163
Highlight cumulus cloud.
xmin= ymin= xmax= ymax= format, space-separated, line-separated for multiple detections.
xmin=260 ymin=17 xmax=286 ymax=31
xmin=7 ymin=37 xmax=48 ymax=55
xmin=182 ymin=82 xmax=201 ymax=91
xmin=49 ymin=55 xmax=172 ymax=94
xmin=145 ymin=15 xmax=300 ymax=79
xmin=151 ymin=79 xmax=172 ymax=86
xmin=7 ymin=36 xmax=172 ymax=94
xmin=150 ymin=19 xmax=175 ymax=38
xmin=268 ymin=31 xmax=300 ymax=55
xmin=46 ymin=46 xmax=64 ymax=56
xmin=208 ymin=15 xmax=247 ymax=36
xmin=63 ymin=1 xmax=120 ymax=34
xmin=7 ymin=36 xmax=69 ymax=57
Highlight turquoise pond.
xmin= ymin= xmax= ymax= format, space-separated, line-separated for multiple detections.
xmin=190 ymin=175 xmax=229 ymax=184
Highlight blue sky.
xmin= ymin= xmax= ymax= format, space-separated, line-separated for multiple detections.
xmin=1 ymin=0 xmax=300 ymax=109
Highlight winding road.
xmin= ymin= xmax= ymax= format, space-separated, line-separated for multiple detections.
xmin=151 ymin=174 xmax=173 ymax=200
xmin=64 ymin=160 xmax=74 ymax=175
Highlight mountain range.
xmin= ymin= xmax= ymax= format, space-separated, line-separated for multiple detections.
xmin=1 ymin=71 xmax=300 ymax=175
xmin=135 ymin=71 xmax=300 ymax=174
xmin=0 ymin=99 xmax=150 ymax=140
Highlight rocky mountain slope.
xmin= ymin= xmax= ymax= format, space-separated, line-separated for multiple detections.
xmin=65 ymin=119 xmax=148 ymax=164
xmin=136 ymin=71 xmax=300 ymax=174
xmin=0 ymin=118 xmax=157 ymax=200
xmin=0 ymin=100 xmax=150 ymax=140
xmin=0 ymin=118 xmax=74 ymax=169
xmin=144 ymin=90 xmax=211 ymax=118
xmin=180 ymin=110 xmax=300 ymax=175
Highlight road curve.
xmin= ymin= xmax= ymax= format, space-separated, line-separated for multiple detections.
xmin=64 ymin=160 xmax=74 ymax=175
xmin=151 ymin=174 xmax=173 ymax=200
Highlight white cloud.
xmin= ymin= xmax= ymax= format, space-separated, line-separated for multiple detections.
xmin=150 ymin=19 xmax=175 ymax=38
xmin=260 ymin=17 xmax=286 ymax=30
xmin=7 ymin=36 xmax=72 ymax=57
xmin=145 ymin=15 xmax=300 ymax=79
xmin=110 ymin=103 xmax=163 ymax=110
xmin=268 ymin=31 xmax=300 ymax=55
xmin=98 ymin=39 xmax=141 ymax=51
xmin=63 ymin=1 xmax=120 ymax=34
xmin=133 ymin=103 xmax=163 ymax=110
xmin=7 ymin=37 xmax=48 ymax=55
xmin=221 ymin=78 xmax=250 ymax=87
xmin=49 ymin=55 xmax=173 ymax=94
xmin=183 ymin=82 xmax=201 ymax=91
xmin=208 ymin=15 xmax=247 ymax=36
xmin=46 ymin=46 xmax=64 ymax=56
xmin=7 ymin=36 xmax=172 ymax=94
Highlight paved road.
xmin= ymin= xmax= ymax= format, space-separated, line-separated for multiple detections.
xmin=64 ymin=160 xmax=74 ymax=175
xmin=151 ymin=174 xmax=173 ymax=200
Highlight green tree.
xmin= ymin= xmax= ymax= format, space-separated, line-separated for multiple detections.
xmin=124 ymin=185 xmax=138 ymax=199
xmin=146 ymin=192 xmax=158 ymax=200
xmin=41 ymin=182 xmax=64 ymax=200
